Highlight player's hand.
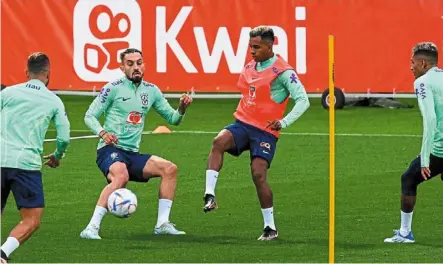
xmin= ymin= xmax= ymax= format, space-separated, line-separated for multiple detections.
xmin=421 ymin=167 xmax=431 ymax=181
xmin=266 ymin=120 xmax=282 ymax=131
xmin=43 ymin=154 xmax=60 ymax=168
xmin=178 ymin=93 xmax=193 ymax=115
xmin=100 ymin=131 xmax=118 ymax=145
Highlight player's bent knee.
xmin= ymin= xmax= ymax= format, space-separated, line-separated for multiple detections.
xmin=30 ymin=218 xmax=41 ymax=231
xmin=212 ymin=136 xmax=225 ymax=150
xmin=251 ymin=170 xmax=267 ymax=185
xmin=109 ymin=162 xmax=127 ymax=174
xmin=401 ymin=172 xmax=418 ymax=196
xmin=109 ymin=162 xmax=129 ymax=184
xmin=23 ymin=216 xmax=41 ymax=231
xmin=251 ymin=158 xmax=269 ymax=185
xmin=163 ymin=162 xmax=177 ymax=178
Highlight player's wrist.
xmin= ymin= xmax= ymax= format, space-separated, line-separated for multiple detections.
xmin=279 ymin=120 xmax=288 ymax=129
xmin=53 ymin=151 xmax=65 ymax=160
xmin=98 ymin=130 xmax=107 ymax=138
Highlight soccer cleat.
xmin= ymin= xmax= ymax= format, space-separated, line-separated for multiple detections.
xmin=1 ymin=250 xmax=8 ymax=264
xmin=257 ymin=226 xmax=278 ymax=241
xmin=384 ymin=229 xmax=415 ymax=243
xmin=203 ymin=194 xmax=217 ymax=213
xmin=80 ymin=226 xmax=102 ymax=240
xmin=154 ymin=222 xmax=186 ymax=235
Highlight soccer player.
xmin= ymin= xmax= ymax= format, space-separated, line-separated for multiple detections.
xmin=1 ymin=52 xmax=70 ymax=263
xmin=202 ymin=26 xmax=310 ymax=240
xmin=384 ymin=42 xmax=443 ymax=243
xmin=80 ymin=48 xmax=192 ymax=239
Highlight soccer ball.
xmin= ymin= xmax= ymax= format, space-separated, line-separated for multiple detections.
xmin=107 ymin=188 xmax=138 ymax=218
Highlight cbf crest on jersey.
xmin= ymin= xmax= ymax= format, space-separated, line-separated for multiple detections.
xmin=140 ymin=93 xmax=149 ymax=106
xmin=246 ymin=85 xmax=257 ymax=106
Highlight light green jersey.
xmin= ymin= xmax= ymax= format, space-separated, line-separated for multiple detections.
xmin=415 ymin=66 xmax=443 ymax=167
xmin=0 ymin=79 xmax=70 ymax=170
xmin=85 ymin=77 xmax=183 ymax=152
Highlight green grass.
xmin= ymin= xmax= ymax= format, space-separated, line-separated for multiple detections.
xmin=2 ymin=96 xmax=442 ymax=263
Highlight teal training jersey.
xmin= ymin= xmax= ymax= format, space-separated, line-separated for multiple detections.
xmin=414 ymin=66 xmax=443 ymax=167
xmin=0 ymin=79 xmax=71 ymax=170
xmin=255 ymin=54 xmax=310 ymax=128
xmin=85 ymin=77 xmax=183 ymax=152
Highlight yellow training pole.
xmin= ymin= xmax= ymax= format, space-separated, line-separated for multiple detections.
xmin=328 ymin=34 xmax=335 ymax=264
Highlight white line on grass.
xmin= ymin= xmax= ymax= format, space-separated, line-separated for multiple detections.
xmin=44 ymin=130 xmax=421 ymax=142
xmin=44 ymin=135 xmax=98 ymax=142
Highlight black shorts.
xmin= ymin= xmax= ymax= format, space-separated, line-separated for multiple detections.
xmin=1 ymin=167 xmax=44 ymax=211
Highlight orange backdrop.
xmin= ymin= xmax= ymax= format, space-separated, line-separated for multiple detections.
xmin=2 ymin=0 xmax=442 ymax=93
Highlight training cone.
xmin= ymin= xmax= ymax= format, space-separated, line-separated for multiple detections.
xmin=152 ymin=126 xmax=172 ymax=134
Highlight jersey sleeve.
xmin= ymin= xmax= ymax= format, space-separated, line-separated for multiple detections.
xmin=84 ymin=84 xmax=116 ymax=135
xmin=52 ymin=99 xmax=71 ymax=159
xmin=415 ymin=78 xmax=436 ymax=167
xmin=0 ymin=87 xmax=11 ymax=110
xmin=277 ymin=70 xmax=310 ymax=128
xmin=151 ymin=86 xmax=183 ymax=125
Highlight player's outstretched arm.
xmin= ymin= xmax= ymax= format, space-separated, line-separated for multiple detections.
xmin=415 ymin=78 xmax=436 ymax=176
xmin=152 ymin=86 xmax=192 ymax=126
xmin=84 ymin=85 xmax=115 ymax=135
xmin=270 ymin=70 xmax=310 ymax=130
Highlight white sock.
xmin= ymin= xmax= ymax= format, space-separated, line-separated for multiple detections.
xmin=205 ymin=170 xmax=219 ymax=196
xmin=87 ymin=205 xmax=107 ymax=229
xmin=261 ymin=207 xmax=276 ymax=230
xmin=1 ymin=237 xmax=20 ymax=257
xmin=399 ymin=210 xmax=413 ymax=236
xmin=156 ymin=199 xmax=173 ymax=228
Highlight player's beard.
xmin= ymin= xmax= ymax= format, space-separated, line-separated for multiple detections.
xmin=128 ymin=72 xmax=143 ymax=85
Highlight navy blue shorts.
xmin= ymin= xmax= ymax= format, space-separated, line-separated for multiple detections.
xmin=96 ymin=145 xmax=152 ymax=183
xmin=1 ymin=168 xmax=45 ymax=211
xmin=225 ymin=120 xmax=278 ymax=166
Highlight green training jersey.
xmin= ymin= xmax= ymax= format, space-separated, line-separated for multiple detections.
xmin=415 ymin=66 xmax=443 ymax=167
xmin=85 ymin=77 xmax=183 ymax=152
xmin=0 ymin=79 xmax=70 ymax=170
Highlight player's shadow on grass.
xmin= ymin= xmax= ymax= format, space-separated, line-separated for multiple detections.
xmin=129 ymin=234 xmax=326 ymax=246
xmin=412 ymin=242 xmax=443 ymax=249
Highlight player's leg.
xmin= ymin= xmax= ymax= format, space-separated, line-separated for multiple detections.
xmin=1 ymin=208 xmax=43 ymax=262
xmin=204 ymin=122 xmax=249 ymax=212
xmin=1 ymin=168 xmax=11 ymax=214
xmin=81 ymin=146 xmax=130 ymax=239
xmin=80 ymin=162 xmax=129 ymax=238
xmin=1 ymin=169 xmax=44 ymax=261
xmin=132 ymin=155 xmax=184 ymax=235
xmin=249 ymin=131 xmax=278 ymax=241
xmin=207 ymin=129 xmax=236 ymax=172
xmin=1 ymin=168 xmax=12 ymax=262
xmin=384 ymin=154 xmax=443 ymax=243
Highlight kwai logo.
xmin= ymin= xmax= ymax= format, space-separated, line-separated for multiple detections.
xmin=73 ymin=0 xmax=142 ymax=82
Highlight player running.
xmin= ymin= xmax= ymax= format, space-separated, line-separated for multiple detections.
xmin=1 ymin=52 xmax=70 ymax=263
xmin=202 ymin=26 xmax=310 ymax=240
xmin=384 ymin=42 xmax=443 ymax=243
xmin=80 ymin=48 xmax=192 ymax=239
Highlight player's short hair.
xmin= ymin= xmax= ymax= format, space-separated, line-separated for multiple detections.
xmin=249 ymin=26 xmax=275 ymax=43
xmin=412 ymin=42 xmax=438 ymax=64
xmin=120 ymin=48 xmax=143 ymax=63
xmin=27 ymin=52 xmax=50 ymax=74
